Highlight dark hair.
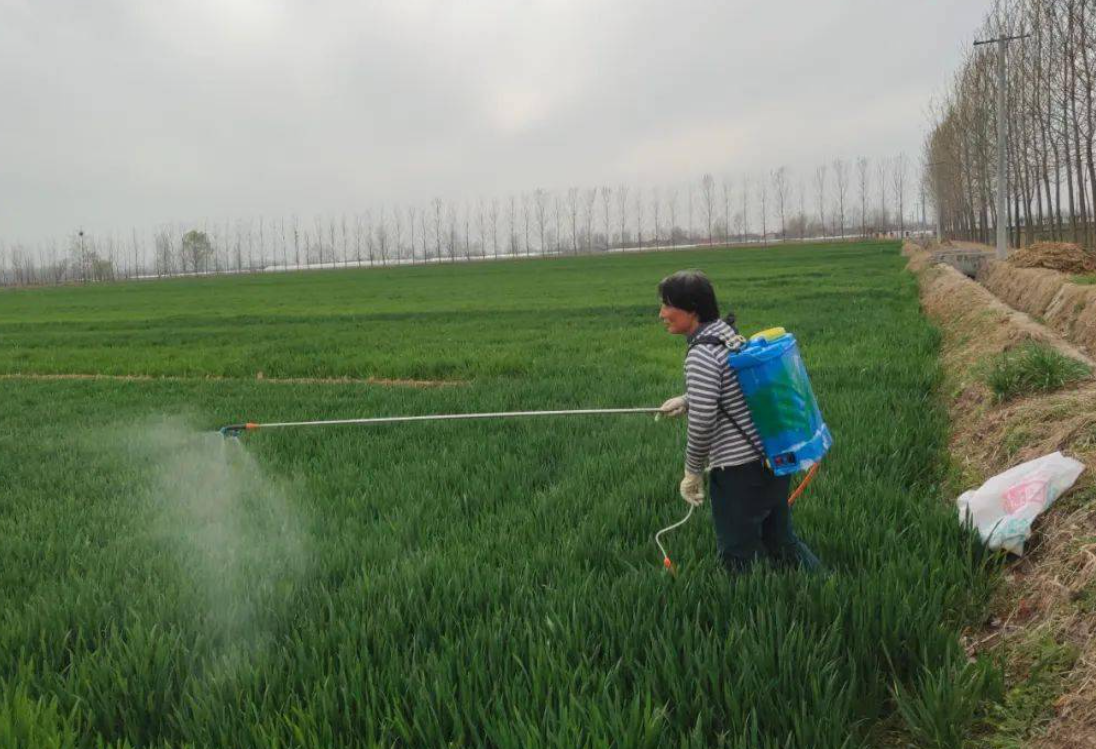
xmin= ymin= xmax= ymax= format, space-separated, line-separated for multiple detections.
xmin=658 ymin=270 xmax=725 ymax=323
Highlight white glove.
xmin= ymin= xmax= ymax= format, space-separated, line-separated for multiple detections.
xmin=657 ymin=395 xmax=688 ymax=421
xmin=679 ymin=470 xmax=705 ymax=506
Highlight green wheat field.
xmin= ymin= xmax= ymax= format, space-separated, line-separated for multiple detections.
xmin=0 ymin=241 xmax=998 ymax=748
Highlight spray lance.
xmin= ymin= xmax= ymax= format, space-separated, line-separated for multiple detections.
xmin=219 ymin=407 xmax=659 ymax=437
xmin=218 ymin=406 xmax=702 ymax=570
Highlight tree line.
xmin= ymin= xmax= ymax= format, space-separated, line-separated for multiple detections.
xmin=925 ymin=0 xmax=1095 ymax=249
xmin=1 ymin=156 xmax=923 ymax=287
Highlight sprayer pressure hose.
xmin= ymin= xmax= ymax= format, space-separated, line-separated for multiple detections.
xmin=655 ymin=461 xmax=821 ymax=573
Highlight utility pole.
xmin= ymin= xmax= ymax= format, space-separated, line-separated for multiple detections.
xmin=973 ymin=32 xmax=1029 ymax=260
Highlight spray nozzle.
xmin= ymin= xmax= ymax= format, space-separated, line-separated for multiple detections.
xmin=218 ymin=423 xmax=258 ymax=438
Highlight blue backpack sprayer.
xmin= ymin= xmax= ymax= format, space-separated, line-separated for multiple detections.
xmin=219 ymin=327 xmax=830 ymax=572
xmin=655 ymin=326 xmax=833 ymax=573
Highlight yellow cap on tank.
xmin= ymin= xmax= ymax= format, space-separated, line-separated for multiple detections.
xmin=750 ymin=327 xmax=787 ymax=342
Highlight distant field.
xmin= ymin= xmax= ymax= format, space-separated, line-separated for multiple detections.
xmin=0 ymin=242 xmax=996 ymax=747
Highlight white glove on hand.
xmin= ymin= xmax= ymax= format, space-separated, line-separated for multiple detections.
xmin=657 ymin=395 xmax=688 ymax=421
xmin=679 ymin=471 xmax=705 ymax=506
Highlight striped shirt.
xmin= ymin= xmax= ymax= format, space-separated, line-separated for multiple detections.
xmin=684 ymin=319 xmax=762 ymax=473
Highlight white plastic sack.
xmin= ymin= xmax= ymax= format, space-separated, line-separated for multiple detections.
xmin=956 ymin=451 xmax=1085 ymax=555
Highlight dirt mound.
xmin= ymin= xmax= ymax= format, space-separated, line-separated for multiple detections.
xmin=1009 ymin=242 xmax=1096 ymax=274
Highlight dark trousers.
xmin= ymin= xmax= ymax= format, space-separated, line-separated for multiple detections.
xmin=709 ymin=460 xmax=821 ymax=574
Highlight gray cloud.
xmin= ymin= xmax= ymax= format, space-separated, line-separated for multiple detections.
xmin=0 ymin=0 xmax=989 ymax=243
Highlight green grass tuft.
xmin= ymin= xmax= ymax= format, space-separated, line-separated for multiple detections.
xmin=893 ymin=652 xmax=1004 ymax=749
xmin=985 ymin=343 xmax=1091 ymax=402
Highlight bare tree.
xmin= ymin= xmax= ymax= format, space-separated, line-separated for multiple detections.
xmin=553 ymin=193 xmax=562 ymax=254
xmin=772 ymin=167 xmax=790 ymax=240
xmin=234 ymin=220 xmax=246 ymax=271
xmin=616 ymin=185 xmax=629 ymax=248
xmin=721 ymin=177 xmax=733 ymax=244
xmin=432 ymin=198 xmax=444 ymax=260
xmin=701 ymin=173 xmax=716 ymax=245
xmin=131 ymin=227 xmax=142 ymax=277
xmin=339 ymin=215 xmax=348 ymax=265
xmin=419 ymin=205 xmax=429 ymax=260
xmin=601 ymin=186 xmax=612 ymax=250
xmin=687 ymin=184 xmax=695 ymax=244
xmin=394 ymin=208 xmax=405 ymax=260
xmin=666 ymin=189 xmax=679 ymax=248
xmin=758 ymin=177 xmax=769 ymax=244
xmin=798 ymin=179 xmax=807 ymax=240
xmin=857 ymin=157 xmax=870 ymax=236
xmin=521 ymin=193 xmax=532 ymax=256
xmin=634 ymin=187 xmax=645 ymax=248
xmin=364 ymin=210 xmax=375 ymax=265
xmin=328 ymin=217 xmax=338 ymax=266
xmin=740 ymin=176 xmax=750 ymax=241
xmin=312 ymin=216 xmax=324 ymax=266
xmin=155 ymin=227 xmax=174 ymax=276
xmin=292 ymin=216 xmax=301 ymax=267
xmin=534 ymin=188 xmax=549 ymax=253
xmin=354 ymin=213 xmax=364 ymax=266
xmin=583 ymin=188 xmax=598 ymax=252
xmin=489 ymin=198 xmax=500 ymax=258
xmin=279 ymin=217 xmax=288 ymax=268
xmin=877 ymin=158 xmax=889 ymax=234
xmin=651 ymin=187 xmax=662 ymax=248
xmin=567 ymin=187 xmax=580 ymax=254
xmin=892 ymin=152 xmax=908 ymax=235
xmin=376 ymin=206 xmax=390 ymax=264
xmin=476 ymin=199 xmax=488 ymax=258
xmin=445 ymin=203 xmax=457 ymax=260
xmin=463 ymin=202 xmax=471 ymax=260
xmin=508 ymin=195 xmax=518 ymax=257
xmin=833 ymin=158 xmax=850 ymax=238
xmin=814 ymin=164 xmax=828 ymax=238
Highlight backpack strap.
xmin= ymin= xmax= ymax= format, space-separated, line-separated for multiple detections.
xmin=687 ymin=336 xmax=767 ymax=461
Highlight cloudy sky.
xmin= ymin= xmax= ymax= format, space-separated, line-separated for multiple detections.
xmin=0 ymin=0 xmax=989 ymax=244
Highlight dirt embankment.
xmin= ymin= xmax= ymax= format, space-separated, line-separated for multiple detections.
xmin=978 ymin=260 xmax=1096 ymax=356
xmin=906 ymin=242 xmax=1096 ymax=748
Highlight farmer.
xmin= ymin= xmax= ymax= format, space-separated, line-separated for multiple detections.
xmin=657 ymin=270 xmax=820 ymax=574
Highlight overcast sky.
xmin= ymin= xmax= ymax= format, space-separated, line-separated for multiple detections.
xmin=0 ymin=0 xmax=990 ymax=244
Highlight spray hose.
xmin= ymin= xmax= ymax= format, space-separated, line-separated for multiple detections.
xmin=655 ymin=504 xmax=696 ymax=576
xmin=654 ymin=461 xmax=821 ymax=574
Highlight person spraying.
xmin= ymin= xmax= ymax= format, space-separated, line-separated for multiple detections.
xmin=657 ymin=270 xmax=820 ymax=574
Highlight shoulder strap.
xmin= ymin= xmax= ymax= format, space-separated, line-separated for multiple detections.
xmin=688 ymin=336 xmax=724 ymax=348
xmin=686 ymin=337 xmax=767 ymax=460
